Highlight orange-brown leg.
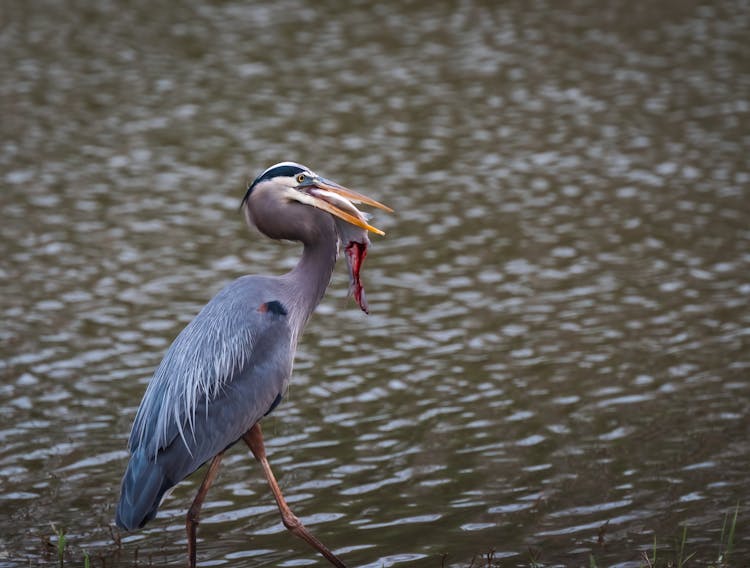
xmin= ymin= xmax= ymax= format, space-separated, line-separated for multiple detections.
xmin=242 ymin=423 xmax=347 ymax=568
xmin=186 ymin=452 xmax=224 ymax=568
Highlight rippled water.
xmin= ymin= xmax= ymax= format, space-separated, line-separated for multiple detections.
xmin=2 ymin=1 xmax=749 ymax=566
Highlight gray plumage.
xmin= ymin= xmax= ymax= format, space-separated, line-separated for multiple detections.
xmin=115 ymin=162 xmax=384 ymax=531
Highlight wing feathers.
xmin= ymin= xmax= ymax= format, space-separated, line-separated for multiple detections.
xmin=117 ymin=277 xmax=294 ymax=529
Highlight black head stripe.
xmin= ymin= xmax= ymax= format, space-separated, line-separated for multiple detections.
xmin=242 ymin=162 xmax=309 ymax=206
xmin=241 ymin=182 xmax=254 ymax=207
xmin=254 ymin=163 xmax=306 ymax=185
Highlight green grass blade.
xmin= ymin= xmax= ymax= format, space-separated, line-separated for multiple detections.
xmin=725 ymin=503 xmax=739 ymax=559
xmin=677 ymin=525 xmax=688 ymax=568
xmin=56 ymin=527 xmax=66 ymax=568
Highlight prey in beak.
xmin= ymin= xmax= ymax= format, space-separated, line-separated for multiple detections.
xmin=293 ymin=173 xmax=392 ymax=313
xmin=292 ymin=174 xmax=392 ymax=236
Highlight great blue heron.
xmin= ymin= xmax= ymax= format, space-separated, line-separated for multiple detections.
xmin=115 ymin=162 xmax=391 ymax=567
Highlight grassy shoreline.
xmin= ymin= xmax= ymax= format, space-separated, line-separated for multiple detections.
xmin=39 ymin=505 xmax=740 ymax=568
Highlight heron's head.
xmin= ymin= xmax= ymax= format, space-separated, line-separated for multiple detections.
xmin=241 ymin=162 xmax=392 ymax=312
xmin=241 ymin=162 xmax=391 ymax=236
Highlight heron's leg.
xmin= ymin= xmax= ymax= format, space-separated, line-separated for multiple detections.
xmin=242 ymin=423 xmax=348 ymax=568
xmin=186 ymin=452 xmax=224 ymax=568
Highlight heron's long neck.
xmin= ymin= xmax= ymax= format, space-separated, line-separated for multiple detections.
xmin=284 ymin=229 xmax=338 ymax=327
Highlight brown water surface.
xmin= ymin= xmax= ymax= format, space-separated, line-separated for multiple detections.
xmin=1 ymin=1 xmax=749 ymax=566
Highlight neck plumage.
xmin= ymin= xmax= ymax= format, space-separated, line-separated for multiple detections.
xmin=281 ymin=216 xmax=339 ymax=334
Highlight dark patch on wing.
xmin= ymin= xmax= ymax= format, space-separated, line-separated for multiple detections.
xmin=258 ymin=300 xmax=288 ymax=316
xmin=264 ymin=392 xmax=283 ymax=416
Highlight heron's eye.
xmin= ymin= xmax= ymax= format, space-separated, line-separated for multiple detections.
xmin=296 ymin=174 xmax=306 ymax=184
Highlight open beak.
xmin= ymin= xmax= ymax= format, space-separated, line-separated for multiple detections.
xmin=294 ymin=177 xmax=392 ymax=236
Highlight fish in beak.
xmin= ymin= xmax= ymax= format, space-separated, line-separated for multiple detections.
xmin=296 ymin=175 xmax=392 ymax=313
xmin=293 ymin=175 xmax=392 ymax=236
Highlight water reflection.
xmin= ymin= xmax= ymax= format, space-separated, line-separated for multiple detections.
xmin=2 ymin=0 xmax=749 ymax=566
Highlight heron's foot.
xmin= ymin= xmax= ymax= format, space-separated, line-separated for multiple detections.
xmin=283 ymin=512 xmax=348 ymax=568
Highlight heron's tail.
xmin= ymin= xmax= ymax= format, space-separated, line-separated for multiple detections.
xmin=115 ymin=447 xmax=173 ymax=531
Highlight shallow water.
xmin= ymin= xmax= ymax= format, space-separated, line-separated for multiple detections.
xmin=1 ymin=1 xmax=749 ymax=566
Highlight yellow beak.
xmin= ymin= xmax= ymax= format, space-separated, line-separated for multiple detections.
xmin=295 ymin=177 xmax=392 ymax=236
